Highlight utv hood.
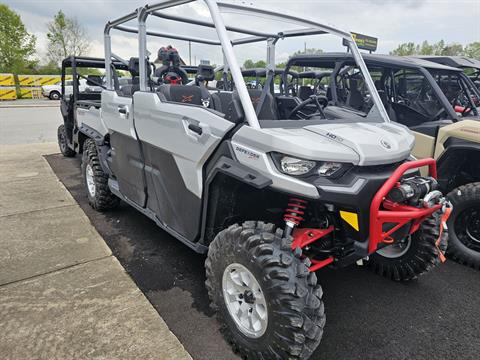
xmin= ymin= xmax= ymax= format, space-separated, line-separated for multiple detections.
xmin=304 ymin=122 xmax=414 ymax=166
xmin=233 ymin=121 xmax=414 ymax=167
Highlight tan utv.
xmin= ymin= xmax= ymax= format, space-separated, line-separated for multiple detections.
xmin=406 ymin=61 xmax=480 ymax=270
xmin=283 ymin=53 xmax=480 ymax=269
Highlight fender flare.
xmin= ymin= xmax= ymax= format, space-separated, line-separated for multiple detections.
xmin=198 ymin=141 xmax=273 ymax=245
xmin=437 ymin=137 xmax=480 ymax=191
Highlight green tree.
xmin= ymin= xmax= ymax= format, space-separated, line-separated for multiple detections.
xmin=46 ymin=10 xmax=90 ymax=65
xmin=463 ymin=42 xmax=480 ymax=60
xmin=0 ymin=4 xmax=37 ymax=73
xmin=419 ymin=41 xmax=434 ymax=55
xmin=441 ymin=43 xmax=463 ymax=56
xmin=390 ymin=42 xmax=417 ymax=56
xmin=243 ymin=59 xmax=255 ymax=69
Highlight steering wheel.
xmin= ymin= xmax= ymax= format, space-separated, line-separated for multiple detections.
xmin=288 ymin=95 xmax=327 ymax=119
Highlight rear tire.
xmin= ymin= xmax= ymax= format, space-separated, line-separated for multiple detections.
xmin=366 ymin=213 xmax=447 ymax=281
xmin=81 ymin=139 xmax=119 ymax=211
xmin=446 ymin=183 xmax=480 ymax=270
xmin=57 ymin=124 xmax=76 ymax=157
xmin=205 ymin=221 xmax=325 ymax=359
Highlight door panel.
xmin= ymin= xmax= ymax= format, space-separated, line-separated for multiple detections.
xmin=133 ymin=92 xmax=234 ymax=240
xmin=101 ymin=90 xmax=147 ymax=207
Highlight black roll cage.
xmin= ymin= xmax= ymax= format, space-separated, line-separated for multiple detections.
xmin=282 ymin=53 xmax=480 ymax=120
xmin=61 ymin=56 xmax=130 ymax=103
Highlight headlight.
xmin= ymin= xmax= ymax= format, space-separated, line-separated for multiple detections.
xmin=272 ymin=153 xmax=348 ymax=178
xmin=280 ymin=156 xmax=316 ymax=176
xmin=318 ymin=162 xmax=343 ymax=177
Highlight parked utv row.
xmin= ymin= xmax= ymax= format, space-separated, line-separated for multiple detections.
xmin=56 ymin=1 xmax=476 ymax=359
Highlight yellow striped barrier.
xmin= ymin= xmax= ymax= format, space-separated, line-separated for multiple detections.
xmin=18 ymin=87 xmax=43 ymax=99
xmin=0 ymin=74 xmax=15 ymax=86
xmin=0 ymin=87 xmax=17 ymax=100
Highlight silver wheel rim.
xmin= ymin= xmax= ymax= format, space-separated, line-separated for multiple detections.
xmin=85 ymin=164 xmax=96 ymax=197
xmin=376 ymin=237 xmax=412 ymax=258
xmin=222 ymin=263 xmax=268 ymax=338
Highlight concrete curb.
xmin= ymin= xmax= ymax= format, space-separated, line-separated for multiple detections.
xmin=0 ymin=104 xmax=59 ymax=108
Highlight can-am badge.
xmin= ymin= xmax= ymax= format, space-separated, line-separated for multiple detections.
xmin=380 ymin=139 xmax=392 ymax=150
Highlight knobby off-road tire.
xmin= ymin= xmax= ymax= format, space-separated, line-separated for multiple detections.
xmin=81 ymin=139 xmax=119 ymax=211
xmin=57 ymin=124 xmax=76 ymax=157
xmin=205 ymin=221 xmax=325 ymax=359
xmin=446 ymin=183 xmax=480 ymax=270
xmin=366 ymin=213 xmax=447 ymax=281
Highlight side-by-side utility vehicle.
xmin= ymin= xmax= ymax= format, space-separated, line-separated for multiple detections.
xmin=283 ymin=53 xmax=478 ymax=269
xmin=57 ymin=1 xmax=450 ymax=358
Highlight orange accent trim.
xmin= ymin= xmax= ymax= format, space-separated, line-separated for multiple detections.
xmin=435 ymin=205 xmax=452 ymax=263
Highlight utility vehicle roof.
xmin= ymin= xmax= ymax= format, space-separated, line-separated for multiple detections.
xmin=286 ymin=53 xmax=461 ymax=72
xmin=62 ymin=56 xmax=129 ymax=71
xmin=415 ymin=56 xmax=480 ymax=70
xmin=241 ymin=68 xmax=298 ymax=77
xmin=298 ymin=70 xmax=331 ymax=79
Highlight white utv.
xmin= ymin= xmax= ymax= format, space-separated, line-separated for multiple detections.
xmin=57 ymin=1 xmax=451 ymax=359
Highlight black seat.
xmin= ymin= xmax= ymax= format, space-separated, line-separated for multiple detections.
xmin=346 ymin=79 xmax=364 ymax=110
xmin=119 ymin=57 xmax=152 ymax=97
xmin=233 ymin=89 xmax=278 ymax=120
xmin=297 ymin=86 xmax=314 ymax=101
xmin=157 ymin=84 xmax=211 ymax=107
xmin=211 ymin=91 xmax=233 ymax=113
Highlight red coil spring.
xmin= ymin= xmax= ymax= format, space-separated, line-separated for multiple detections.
xmin=284 ymin=198 xmax=308 ymax=226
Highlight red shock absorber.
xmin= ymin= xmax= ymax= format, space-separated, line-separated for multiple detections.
xmin=284 ymin=198 xmax=308 ymax=237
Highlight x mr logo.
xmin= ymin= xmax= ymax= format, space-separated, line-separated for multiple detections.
xmin=181 ymin=95 xmax=194 ymax=103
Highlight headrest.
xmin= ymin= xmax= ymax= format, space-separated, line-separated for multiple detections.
xmin=128 ymin=57 xmax=151 ymax=77
xmin=196 ymin=64 xmax=215 ymax=81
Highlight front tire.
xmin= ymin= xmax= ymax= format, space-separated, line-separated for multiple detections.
xmin=446 ymin=183 xmax=480 ymax=270
xmin=81 ymin=139 xmax=119 ymax=211
xmin=366 ymin=213 xmax=447 ymax=281
xmin=57 ymin=124 xmax=76 ymax=157
xmin=205 ymin=221 xmax=325 ymax=359
xmin=49 ymin=91 xmax=60 ymax=100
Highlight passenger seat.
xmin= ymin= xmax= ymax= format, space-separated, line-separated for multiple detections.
xmin=297 ymin=86 xmax=314 ymax=101
xmin=157 ymin=84 xmax=211 ymax=107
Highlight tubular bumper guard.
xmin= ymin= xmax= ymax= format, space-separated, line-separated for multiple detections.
xmin=368 ymin=158 xmax=441 ymax=254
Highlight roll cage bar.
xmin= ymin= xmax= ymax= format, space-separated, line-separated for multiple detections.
xmin=61 ymin=56 xmax=129 ymax=102
xmin=103 ymin=0 xmax=390 ymax=128
xmin=285 ymin=53 xmax=480 ymax=120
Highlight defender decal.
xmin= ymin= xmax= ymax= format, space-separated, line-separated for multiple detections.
xmin=235 ymin=146 xmax=260 ymax=160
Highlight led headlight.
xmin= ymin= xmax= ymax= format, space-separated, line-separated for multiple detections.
xmin=318 ymin=162 xmax=343 ymax=177
xmin=280 ymin=156 xmax=316 ymax=176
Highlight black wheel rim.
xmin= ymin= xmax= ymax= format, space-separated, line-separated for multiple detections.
xmin=454 ymin=205 xmax=480 ymax=251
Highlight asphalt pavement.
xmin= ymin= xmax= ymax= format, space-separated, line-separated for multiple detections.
xmin=47 ymin=153 xmax=480 ymax=360
xmin=0 ymin=101 xmax=61 ymax=144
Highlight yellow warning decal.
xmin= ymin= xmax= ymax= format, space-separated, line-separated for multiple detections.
xmin=340 ymin=211 xmax=359 ymax=231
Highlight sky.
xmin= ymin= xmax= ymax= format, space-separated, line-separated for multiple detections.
xmin=3 ymin=0 xmax=480 ymax=66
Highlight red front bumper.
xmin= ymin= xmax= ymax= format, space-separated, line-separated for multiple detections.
xmin=368 ymin=158 xmax=441 ymax=254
